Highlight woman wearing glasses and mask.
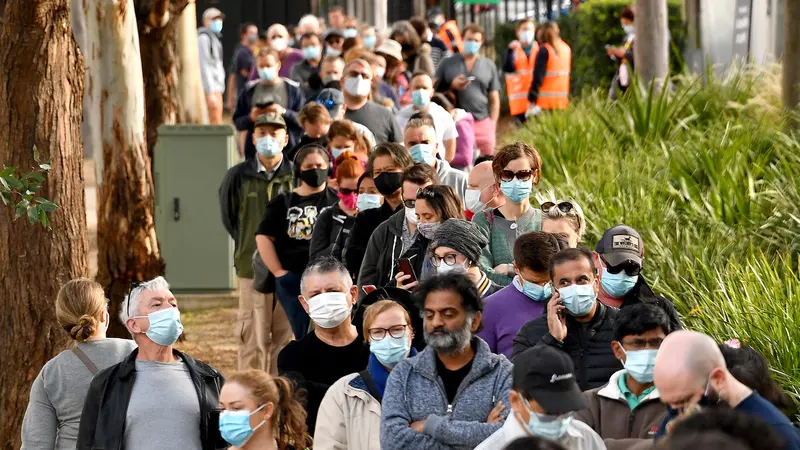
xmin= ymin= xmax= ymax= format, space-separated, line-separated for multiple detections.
xmin=427 ymin=219 xmax=501 ymax=298
xmin=541 ymin=199 xmax=586 ymax=248
xmin=314 ymin=300 xmax=416 ymax=450
xmin=473 ymin=142 xmax=543 ymax=287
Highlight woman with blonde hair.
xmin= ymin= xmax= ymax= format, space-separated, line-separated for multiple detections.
xmin=314 ymin=300 xmax=416 ymax=449
xmin=21 ymin=278 xmax=136 ymax=449
xmin=540 ymin=199 xmax=586 ymax=248
xmin=219 ymin=370 xmax=309 ymax=449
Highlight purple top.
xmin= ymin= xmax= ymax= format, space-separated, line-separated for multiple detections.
xmin=249 ymin=49 xmax=305 ymax=80
xmin=477 ymin=282 xmax=546 ymax=359
xmin=451 ymin=110 xmax=476 ymax=168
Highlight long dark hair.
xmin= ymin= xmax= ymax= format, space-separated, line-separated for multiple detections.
xmin=415 ymin=185 xmax=464 ymax=222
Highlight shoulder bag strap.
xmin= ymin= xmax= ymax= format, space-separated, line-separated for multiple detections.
xmin=72 ymin=346 xmax=99 ymax=375
xmin=359 ymin=370 xmax=383 ymax=403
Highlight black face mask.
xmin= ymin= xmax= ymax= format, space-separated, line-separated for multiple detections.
xmin=374 ymin=172 xmax=403 ymax=196
xmin=299 ymin=168 xmax=329 ymax=188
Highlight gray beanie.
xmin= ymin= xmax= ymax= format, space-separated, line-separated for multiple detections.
xmin=431 ymin=219 xmax=489 ymax=264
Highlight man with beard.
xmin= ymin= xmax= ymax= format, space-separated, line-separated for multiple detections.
xmin=653 ymin=330 xmax=800 ymax=448
xmin=381 ymin=273 xmax=512 ymax=449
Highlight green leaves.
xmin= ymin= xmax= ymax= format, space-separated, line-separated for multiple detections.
xmin=0 ymin=146 xmax=57 ymax=227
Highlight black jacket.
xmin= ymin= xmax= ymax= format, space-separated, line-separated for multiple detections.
xmin=619 ymin=275 xmax=681 ymax=332
xmin=356 ymin=209 xmax=407 ymax=293
xmin=395 ymin=233 xmax=430 ymax=287
xmin=512 ymin=301 xmax=622 ymax=391
xmin=309 ymin=203 xmax=355 ymax=264
xmin=343 ymin=202 xmax=400 ymax=279
xmin=77 ymin=348 xmax=226 ymax=450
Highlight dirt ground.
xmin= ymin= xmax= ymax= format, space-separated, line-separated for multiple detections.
xmin=175 ymin=308 xmax=239 ymax=375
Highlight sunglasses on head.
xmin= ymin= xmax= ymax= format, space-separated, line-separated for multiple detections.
xmin=126 ymin=280 xmax=145 ymax=317
xmin=500 ymin=169 xmax=533 ymax=182
xmin=416 ymin=187 xmax=441 ymax=200
xmin=541 ymin=201 xmax=576 ymax=214
xmin=601 ymin=256 xmax=642 ymax=277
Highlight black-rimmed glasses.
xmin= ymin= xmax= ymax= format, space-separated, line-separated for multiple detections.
xmin=541 ymin=201 xmax=576 ymax=214
xmin=368 ymin=324 xmax=408 ymax=341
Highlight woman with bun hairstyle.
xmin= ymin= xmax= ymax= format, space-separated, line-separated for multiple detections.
xmin=21 ymin=278 xmax=137 ymax=449
xmin=219 ymin=370 xmax=310 ymax=449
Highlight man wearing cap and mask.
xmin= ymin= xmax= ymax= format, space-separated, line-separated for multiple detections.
xmin=198 ymin=8 xmax=226 ymax=124
xmin=512 ymin=247 xmax=622 ymax=391
xmin=278 ymin=257 xmax=370 ymax=436
xmin=595 ymin=225 xmax=681 ymax=331
xmin=342 ymin=58 xmax=403 ymax=144
xmin=429 ymin=218 xmax=500 ymax=297
xmin=475 ymin=345 xmax=605 ymax=450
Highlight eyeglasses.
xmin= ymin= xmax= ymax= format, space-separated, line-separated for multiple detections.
xmin=432 ymin=253 xmax=462 ymax=267
xmin=621 ymin=338 xmax=663 ymax=350
xmin=339 ymin=187 xmax=356 ymax=195
xmin=541 ymin=201 xmax=576 ymax=214
xmin=126 ymin=280 xmax=145 ymax=317
xmin=601 ymin=256 xmax=642 ymax=277
xmin=500 ymin=169 xmax=533 ymax=182
xmin=368 ymin=324 xmax=408 ymax=341
xmin=402 ymin=198 xmax=416 ymax=209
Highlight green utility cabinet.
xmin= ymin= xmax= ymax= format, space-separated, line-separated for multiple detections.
xmin=154 ymin=124 xmax=238 ymax=293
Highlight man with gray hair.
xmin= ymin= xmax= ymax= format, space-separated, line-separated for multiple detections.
xmin=77 ymin=277 xmax=226 ymax=450
xmin=296 ymin=14 xmax=321 ymax=41
xmin=277 ymin=257 xmax=369 ymax=436
xmin=653 ymin=330 xmax=800 ymax=447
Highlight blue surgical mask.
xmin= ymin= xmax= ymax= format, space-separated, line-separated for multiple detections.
xmin=326 ymin=46 xmax=341 ymax=57
xmin=523 ymin=398 xmax=572 ymax=440
xmin=209 ymin=19 xmax=223 ymax=34
xmin=357 ymin=193 xmax=382 ymax=211
xmin=134 ymin=307 xmax=183 ymax=346
xmin=558 ymin=283 xmax=596 ymax=316
xmin=411 ymin=89 xmax=431 ymax=109
xmin=302 ymin=45 xmax=321 ymax=61
xmin=370 ymin=334 xmax=410 ymax=367
xmin=219 ymin=404 xmax=267 ymax=447
xmin=464 ymin=39 xmax=481 ymax=55
xmin=622 ymin=24 xmax=635 ymax=36
xmin=363 ymin=35 xmax=377 ymax=49
xmin=331 ymin=147 xmax=349 ymax=160
xmin=600 ymin=268 xmax=638 ymax=297
xmin=513 ymin=276 xmax=551 ymax=302
xmin=410 ymin=144 xmax=436 ymax=165
xmin=499 ymin=179 xmax=533 ymax=203
xmin=344 ymin=28 xmax=358 ymax=38
xmin=258 ymin=67 xmax=276 ymax=81
xmin=256 ymin=136 xmax=282 ymax=157
xmin=621 ymin=348 xmax=658 ymax=383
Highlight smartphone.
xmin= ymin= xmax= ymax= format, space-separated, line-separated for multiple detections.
xmin=362 ymin=285 xmax=377 ymax=295
xmin=255 ymin=101 xmax=274 ymax=109
xmin=397 ymin=258 xmax=417 ymax=285
xmin=466 ymin=76 xmax=476 ymax=82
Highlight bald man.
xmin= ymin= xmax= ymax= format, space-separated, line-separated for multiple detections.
xmin=343 ymin=59 xmax=402 ymax=144
xmin=267 ymin=24 xmax=303 ymax=78
xmin=653 ymin=331 xmax=800 ymax=448
xmin=465 ymin=161 xmax=505 ymax=219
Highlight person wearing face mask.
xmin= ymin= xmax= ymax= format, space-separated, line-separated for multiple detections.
xmin=525 ymin=22 xmax=571 ymax=118
xmin=197 ymin=8 xmax=226 ymax=124
xmin=512 ymin=247 xmax=622 ymax=391
xmin=403 ymin=113 xmax=466 ymax=198
xmin=434 ymin=23 xmax=500 ymax=156
xmin=331 ymin=170 xmax=383 ymax=280
xmin=504 ymin=18 xmax=540 ymax=125
xmin=234 ymin=49 xmax=306 ymax=160
xmin=256 ymin=145 xmax=338 ymax=340
xmin=227 ymin=23 xmax=259 ymax=112
xmin=653 ymin=331 xmax=800 ymax=449
xmin=342 ymin=58 xmax=403 ymax=144
xmin=323 ymin=29 xmax=346 ymax=58
xmin=464 ymin=160 xmax=504 ymax=219
xmin=326 ymin=120 xmax=370 ymax=169
xmin=479 ymin=232 xmax=567 ymax=359
xmin=220 ymin=113 xmax=295 ymax=374
xmin=278 ymin=257 xmax=371 ymax=436
xmin=360 ymin=24 xmax=378 ymax=50
xmin=309 ymin=153 xmax=364 ymax=263
xmin=607 ymin=7 xmax=636 ymax=100
xmin=368 ymin=52 xmax=402 ymax=109
xmin=473 ymin=142 xmax=543 ymax=287
xmin=315 ymin=300 xmax=418 ymax=449
xmin=22 ymin=279 xmax=136 ymax=450
xmin=475 ymin=345 xmax=605 ymax=450
xmin=595 ymin=225 xmax=681 ymax=332
xmin=265 ymin=24 xmax=303 ymax=78
xmin=218 ymin=370 xmax=309 ymax=450
xmin=575 ymin=304 xmax=671 ymax=448
xmin=430 ymin=93 xmax=476 ymax=172
xmin=390 ymin=21 xmax=435 ymax=77
xmin=291 ymin=32 xmax=323 ymax=96
xmin=397 ymin=73 xmax=458 ymax=162
xmin=380 ymin=273 xmax=512 ymax=450
xmin=429 ymin=218 xmax=500 ymax=298
xmin=306 ymin=56 xmax=345 ymax=102
xmin=430 ymin=8 xmax=464 ymax=55
xmin=77 ymin=277 xmax=226 ymax=450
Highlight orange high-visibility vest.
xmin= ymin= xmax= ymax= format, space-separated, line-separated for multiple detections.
xmin=536 ymin=39 xmax=571 ymax=110
xmin=505 ymin=43 xmax=540 ymax=116
xmin=438 ymin=20 xmax=463 ymax=54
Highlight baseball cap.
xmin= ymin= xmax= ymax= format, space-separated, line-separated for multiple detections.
xmin=315 ymin=88 xmax=344 ymax=118
xmin=254 ymin=113 xmax=286 ymax=129
xmin=595 ymin=225 xmax=643 ymax=267
xmin=323 ymin=29 xmax=345 ymax=41
xmin=512 ymin=346 xmax=587 ymax=414
xmin=374 ymin=39 xmax=403 ymax=63
xmin=202 ymin=7 xmax=224 ymax=22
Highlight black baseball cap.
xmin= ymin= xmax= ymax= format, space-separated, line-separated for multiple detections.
xmin=512 ymin=346 xmax=587 ymax=414
xmin=595 ymin=224 xmax=643 ymax=267
xmin=316 ymin=88 xmax=344 ymax=118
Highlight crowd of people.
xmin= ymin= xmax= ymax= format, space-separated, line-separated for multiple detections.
xmin=18 ymin=5 xmax=800 ymax=450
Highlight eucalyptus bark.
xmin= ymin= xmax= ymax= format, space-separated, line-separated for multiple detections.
xmin=177 ymin=0 xmax=209 ymax=124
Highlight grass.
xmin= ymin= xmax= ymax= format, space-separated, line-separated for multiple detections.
xmin=507 ymin=64 xmax=800 ymax=412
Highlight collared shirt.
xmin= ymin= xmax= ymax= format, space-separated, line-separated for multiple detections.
xmin=256 ymin=155 xmax=283 ymax=180
xmin=618 ymin=372 xmax=656 ymax=410
xmin=474 ymin=412 xmax=606 ymax=450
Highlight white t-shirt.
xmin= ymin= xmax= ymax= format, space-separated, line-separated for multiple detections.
xmin=474 ymin=413 xmax=607 ymax=450
xmin=396 ymin=102 xmax=458 ymax=160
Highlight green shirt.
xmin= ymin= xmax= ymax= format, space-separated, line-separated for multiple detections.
xmin=618 ymin=373 xmax=656 ymax=410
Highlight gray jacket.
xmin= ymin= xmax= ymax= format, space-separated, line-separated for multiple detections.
xmin=436 ymin=160 xmax=467 ymax=199
xmin=198 ymin=27 xmax=225 ymax=93
xmin=381 ymin=337 xmax=512 ymax=450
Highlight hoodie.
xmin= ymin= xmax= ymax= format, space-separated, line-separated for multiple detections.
xmin=356 ymin=209 xmax=406 ymax=291
xmin=197 ymin=27 xmax=225 ymax=93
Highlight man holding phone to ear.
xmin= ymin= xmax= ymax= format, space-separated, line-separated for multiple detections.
xmin=511 ymin=247 xmax=621 ymax=391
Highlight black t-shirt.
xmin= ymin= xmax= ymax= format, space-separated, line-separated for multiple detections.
xmin=435 ymin=353 xmax=474 ymax=404
xmin=277 ymin=331 xmax=370 ymax=435
xmin=256 ymin=188 xmax=338 ymax=273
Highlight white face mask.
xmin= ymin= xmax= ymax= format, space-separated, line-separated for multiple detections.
xmin=271 ymin=38 xmax=288 ymax=52
xmin=464 ymin=187 xmax=489 ymax=213
xmin=344 ymin=76 xmax=372 ymax=97
xmin=306 ymin=292 xmax=352 ymax=329
xmin=375 ymin=66 xmax=386 ymax=79
xmin=405 ymin=206 xmax=419 ymax=225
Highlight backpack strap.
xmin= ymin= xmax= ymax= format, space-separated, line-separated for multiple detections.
xmin=72 ymin=346 xmax=99 ymax=375
xmin=359 ymin=370 xmax=383 ymax=403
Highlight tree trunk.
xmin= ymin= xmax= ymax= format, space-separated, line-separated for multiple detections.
xmin=784 ymin=0 xmax=800 ymax=123
xmin=177 ymin=0 xmax=209 ymax=124
xmin=634 ymin=0 xmax=669 ymax=86
xmin=0 ymin=0 xmax=88 ymax=447
xmin=72 ymin=0 xmax=164 ymax=338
